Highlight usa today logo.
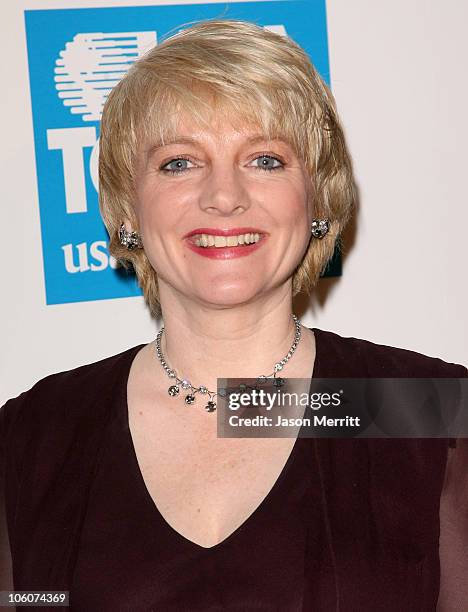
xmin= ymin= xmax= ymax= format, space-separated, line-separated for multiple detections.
xmin=25 ymin=16 xmax=157 ymax=304
xmin=49 ymin=32 xmax=156 ymax=276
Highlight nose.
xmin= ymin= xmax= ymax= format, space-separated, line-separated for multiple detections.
xmin=198 ymin=160 xmax=251 ymax=216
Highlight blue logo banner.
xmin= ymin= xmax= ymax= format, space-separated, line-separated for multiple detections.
xmin=24 ymin=1 xmax=330 ymax=305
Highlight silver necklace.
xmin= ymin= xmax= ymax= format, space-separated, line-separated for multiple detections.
xmin=155 ymin=314 xmax=302 ymax=412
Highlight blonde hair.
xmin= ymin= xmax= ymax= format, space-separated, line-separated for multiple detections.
xmin=99 ymin=18 xmax=356 ymax=317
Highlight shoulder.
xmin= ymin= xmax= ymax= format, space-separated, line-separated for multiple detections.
xmin=312 ymin=327 xmax=467 ymax=377
xmin=0 ymin=343 xmax=144 ymax=435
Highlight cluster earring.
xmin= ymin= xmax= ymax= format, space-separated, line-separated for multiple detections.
xmin=118 ymin=223 xmax=143 ymax=250
xmin=310 ymin=218 xmax=330 ymax=239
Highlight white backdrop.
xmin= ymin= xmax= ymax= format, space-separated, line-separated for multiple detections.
xmin=1 ymin=0 xmax=467 ymax=407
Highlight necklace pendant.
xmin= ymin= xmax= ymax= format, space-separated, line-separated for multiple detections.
xmin=205 ymin=401 xmax=216 ymax=412
xmin=168 ymin=384 xmax=180 ymax=397
xmin=273 ymin=377 xmax=285 ymax=388
xmin=185 ymin=394 xmax=196 ymax=405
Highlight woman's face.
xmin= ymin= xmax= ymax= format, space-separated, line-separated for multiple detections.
xmin=134 ymin=111 xmax=313 ymax=308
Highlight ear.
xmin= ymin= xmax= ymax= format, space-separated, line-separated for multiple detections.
xmin=121 ymin=220 xmax=133 ymax=232
xmin=121 ymin=216 xmax=138 ymax=234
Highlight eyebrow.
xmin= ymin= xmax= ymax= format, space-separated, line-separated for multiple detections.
xmin=145 ymin=134 xmax=290 ymax=156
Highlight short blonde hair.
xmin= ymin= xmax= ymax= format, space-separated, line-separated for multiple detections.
xmin=99 ymin=18 xmax=356 ymax=317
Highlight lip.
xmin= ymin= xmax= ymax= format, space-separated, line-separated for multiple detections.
xmin=184 ymin=234 xmax=268 ymax=260
xmin=183 ymin=227 xmax=266 ymax=239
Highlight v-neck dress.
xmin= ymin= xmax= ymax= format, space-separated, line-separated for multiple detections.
xmin=70 ymin=338 xmax=327 ymax=611
xmin=4 ymin=327 xmax=465 ymax=610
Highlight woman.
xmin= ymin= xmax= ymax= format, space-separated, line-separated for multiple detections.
xmin=1 ymin=18 xmax=467 ymax=611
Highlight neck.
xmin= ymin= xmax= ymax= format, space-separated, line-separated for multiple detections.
xmin=153 ymin=292 xmax=314 ymax=394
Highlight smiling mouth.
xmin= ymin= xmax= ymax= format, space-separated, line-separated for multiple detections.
xmin=190 ymin=232 xmax=262 ymax=248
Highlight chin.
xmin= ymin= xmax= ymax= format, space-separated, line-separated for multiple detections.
xmin=192 ymin=283 xmax=266 ymax=307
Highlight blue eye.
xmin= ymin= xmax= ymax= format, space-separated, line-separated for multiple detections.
xmin=253 ymin=155 xmax=284 ymax=172
xmin=160 ymin=157 xmax=193 ymax=174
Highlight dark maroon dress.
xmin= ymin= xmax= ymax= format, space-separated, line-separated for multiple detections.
xmin=70 ymin=396 xmax=321 ymax=611
xmin=1 ymin=328 xmax=467 ymax=611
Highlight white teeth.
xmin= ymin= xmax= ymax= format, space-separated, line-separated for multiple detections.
xmin=214 ymin=236 xmax=227 ymax=247
xmin=194 ymin=232 xmax=262 ymax=248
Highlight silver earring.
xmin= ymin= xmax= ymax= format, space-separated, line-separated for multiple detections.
xmin=118 ymin=223 xmax=143 ymax=250
xmin=310 ymin=218 xmax=330 ymax=239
